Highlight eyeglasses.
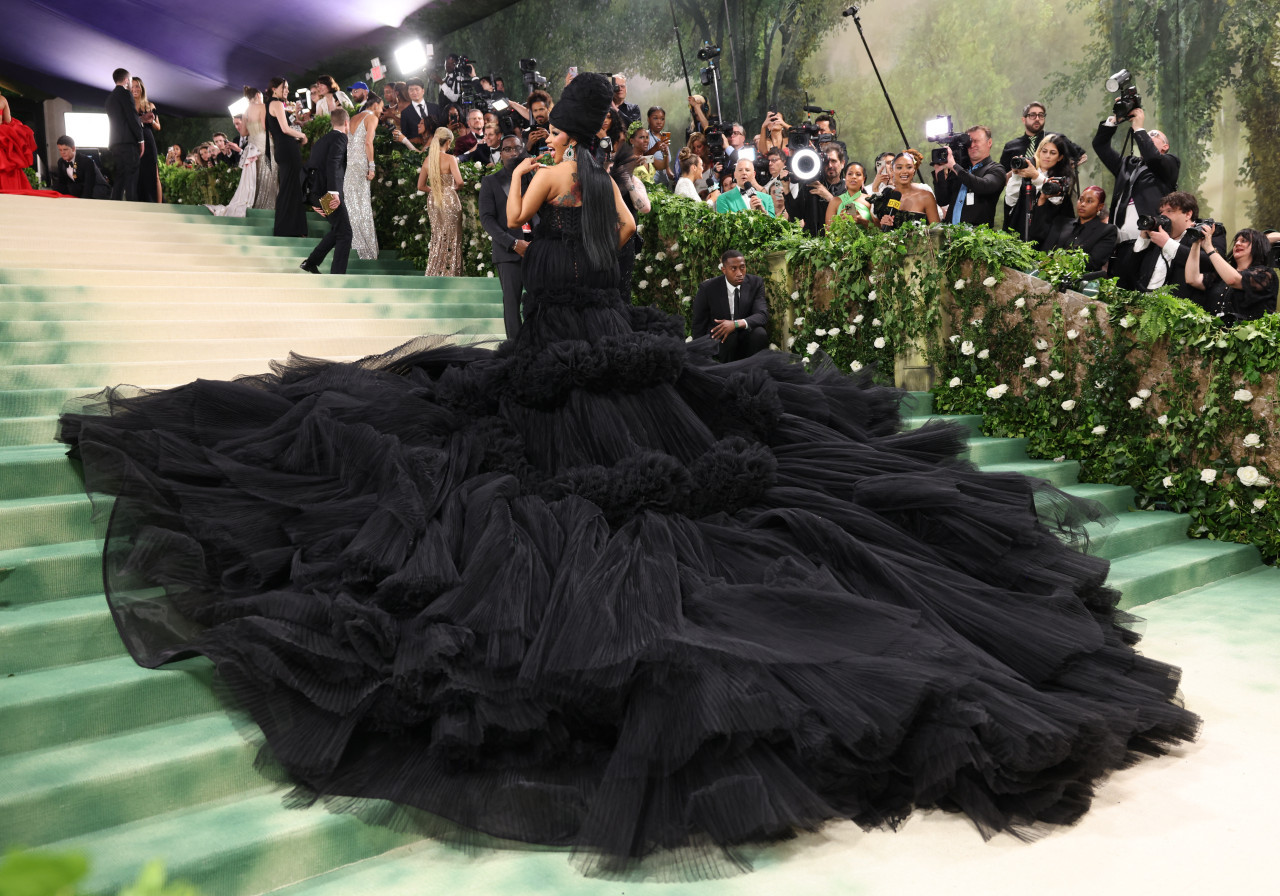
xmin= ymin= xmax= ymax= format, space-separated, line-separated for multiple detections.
xmin=1025 ymin=112 xmax=1046 ymax=120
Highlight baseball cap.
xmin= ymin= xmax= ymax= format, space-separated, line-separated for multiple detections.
xmin=347 ymin=81 xmax=369 ymax=92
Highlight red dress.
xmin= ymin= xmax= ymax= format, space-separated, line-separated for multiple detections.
xmin=0 ymin=115 xmax=37 ymax=191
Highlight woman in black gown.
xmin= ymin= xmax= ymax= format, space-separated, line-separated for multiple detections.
xmin=132 ymin=77 xmax=161 ymax=203
xmin=59 ymin=73 xmax=1198 ymax=877
xmin=266 ymin=77 xmax=308 ymax=237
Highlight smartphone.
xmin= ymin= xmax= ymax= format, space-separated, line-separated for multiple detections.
xmin=568 ymin=66 xmax=579 ymax=79
xmin=661 ymin=131 xmax=671 ymax=142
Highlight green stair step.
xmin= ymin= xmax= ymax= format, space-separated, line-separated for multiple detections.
xmin=0 ymin=493 xmax=94 ymax=551
xmin=0 ymin=414 xmax=59 ymax=447
xmin=904 ymin=390 xmax=933 ymax=415
xmin=0 ymin=444 xmax=82 ymax=499
xmin=0 ymin=284 xmax=500 ymax=306
xmin=0 ymin=319 xmax=497 ymax=343
xmin=0 ymin=593 xmax=122 ymax=674
xmin=1 ymin=335 xmax=478 ymax=366
xmin=1058 ymin=482 xmax=1137 ymax=515
xmin=962 ymin=435 xmax=1030 ymax=465
xmin=970 ymin=457 xmax=1081 ymax=488
xmin=1106 ymin=540 xmax=1263 ymax=610
xmin=902 ymin=413 xmax=984 ymax=437
xmin=0 ymin=655 xmax=221 ymax=756
xmin=0 ymin=268 xmax=494 ymax=291
xmin=0 ymin=713 xmax=262 ymax=848
xmin=1084 ymin=510 xmax=1190 ymax=560
xmin=0 ymin=301 xmax=503 ymax=323
xmin=0 ymin=540 xmax=103 ymax=606
xmin=50 ymin=789 xmax=420 ymax=896
xmin=1144 ymin=565 xmax=1280 ymax=616
xmin=0 ymin=387 xmax=86 ymax=418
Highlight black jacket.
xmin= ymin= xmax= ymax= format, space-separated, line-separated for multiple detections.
xmin=999 ymin=133 xmax=1086 ymax=234
xmin=305 ymin=130 xmax=347 ymax=204
xmin=692 ymin=274 xmax=769 ymax=338
xmin=934 ymin=156 xmax=1006 ymax=227
xmin=1114 ymin=226 xmax=1226 ymax=296
xmin=477 ymin=164 xmax=536 ymax=265
xmin=53 ymin=152 xmax=110 ymax=199
xmin=1092 ymin=121 xmax=1180 ymax=227
xmin=400 ymin=101 xmax=441 ymax=144
xmin=105 ymin=84 xmax=143 ymax=147
xmin=1039 ymin=216 xmax=1120 ymax=273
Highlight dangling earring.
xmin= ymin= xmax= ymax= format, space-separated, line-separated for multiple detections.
xmin=564 ymin=143 xmax=576 ymax=161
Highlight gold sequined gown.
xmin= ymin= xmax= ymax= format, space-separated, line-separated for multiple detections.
xmin=425 ymin=175 xmax=462 ymax=276
xmin=344 ymin=120 xmax=379 ymax=261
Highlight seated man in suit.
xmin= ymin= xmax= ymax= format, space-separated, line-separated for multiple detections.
xmin=299 ymin=109 xmax=352 ymax=275
xmin=52 ymin=136 xmax=110 ymax=198
xmin=715 ymin=157 xmax=775 ymax=216
xmin=691 ymin=249 xmax=770 ymax=362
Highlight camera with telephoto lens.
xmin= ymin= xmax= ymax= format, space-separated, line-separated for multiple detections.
xmin=1186 ymin=219 xmax=1217 ymax=242
xmin=1009 ymin=155 xmax=1031 ymax=172
xmin=1041 ymin=177 xmax=1070 ymax=198
xmin=519 ymin=58 xmax=548 ymax=91
xmin=697 ymin=43 xmax=722 ymax=60
xmin=1106 ymin=69 xmax=1142 ymax=119
xmin=1136 ymin=212 xmax=1171 ymax=233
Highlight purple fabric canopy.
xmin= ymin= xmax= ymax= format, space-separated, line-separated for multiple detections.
xmin=0 ymin=0 xmax=501 ymax=114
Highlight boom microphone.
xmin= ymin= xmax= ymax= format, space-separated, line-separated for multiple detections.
xmin=802 ymin=104 xmax=834 ymax=114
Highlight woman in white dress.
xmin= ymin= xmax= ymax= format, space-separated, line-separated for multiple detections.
xmin=207 ymin=87 xmax=273 ymax=217
xmin=344 ymin=96 xmax=381 ymax=261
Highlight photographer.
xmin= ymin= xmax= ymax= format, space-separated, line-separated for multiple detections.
xmin=434 ymin=54 xmax=479 ymax=108
xmin=784 ymin=144 xmax=846 ymax=236
xmin=865 ymin=152 xmax=897 ymax=197
xmin=715 ymin=157 xmax=775 ymax=216
xmin=761 ymin=148 xmax=791 ymax=221
xmin=1092 ymin=106 xmax=1179 ymax=242
xmin=612 ymin=75 xmax=641 ymax=127
xmin=523 ymin=90 xmax=553 ymax=156
xmin=645 ymin=107 xmax=672 ymax=186
xmin=1005 ymin=133 xmax=1077 ymax=246
xmin=1117 ymin=191 xmax=1224 ymax=295
xmin=933 ymin=126 xmax=1005 ymax=227
xmin=1184 ymin=227 xmax=1278 ymax=324
xmin=1000 ymin=102 xmax=1086 ymax=233
xmin=686 ymin=95 xmax=711 ymax=137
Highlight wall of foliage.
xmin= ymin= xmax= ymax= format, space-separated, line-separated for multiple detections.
xmin=155 ymin=130 xmax=1279 ymax=564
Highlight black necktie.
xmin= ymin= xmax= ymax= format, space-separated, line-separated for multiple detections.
xmin=732 ymin=286 xmax=740 ymax=316
xmin=417 ymin=104 xmax=425 ymax=120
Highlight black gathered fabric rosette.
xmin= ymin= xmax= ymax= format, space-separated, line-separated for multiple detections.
xmin=58 ymin=197 xmax=1199 ymax=878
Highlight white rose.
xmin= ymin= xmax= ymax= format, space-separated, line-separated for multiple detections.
xmin=1200 ymin=468 xmax=1218 ymax=484
xmin=874 ymin=336 xmax=886 ymax=349
xmin=949 ymin=334 xmax=960 ymax=344
xmin=949 ymin=377 xmax=962 ymax=388
xmin=982 ymin=276 xmax=997 ymax=287
xmin=1061 ymin=400 xmax=1076 ymax=411
xmin=1157 ymin=414 xmax=1169 ymax=426
xmin=1036 ymin=377 xmax=1050 ymax=387
xmin=1254 ymin=498 xmax=1267 ymax=510
xmin=1137 ymin=389 xmax=1151 ymax=399
xmin=1091 ymin=425 xmax=1107 ymax=435
xmin=655 ymin=251 xmax=666 ymax=260
xmin=787 ymin=336 xmax=796 ymax=347
xmin=1229 ymin=499 xmax=1237 ymax=509
xmin=850 ymin=360 xmax=863 ymax=372
xmin=1119 ymin=315 xmax=1136 ymax=329
xmin=486 ymin=271 xmax=494 ymax=278
xmin=1050 ymin=370 xmax=1064 ymax=381
xmin=660 ymin=279 xmax=670 ymax=288
xmin=815 ymin=328 xmax=827 ymax=337
xmin=1015 ymin=297 xmax=1027 ymax=309
xmin=868 ymin=290 xmax=877 ymax=302
xmin=977 ymin=349 xmax=990 ymax=360
xmin=1023 ymin=356 xmax=1037 ymax=368
xmin=638 ymin=280 xmax=648 ymax=289
xmin=415 ymin=234 xmax=422 ymax=240
xmin=1243 ymin=433 xmax=1262 ymax=448
xmin=1233 ymin=388 xmax=1254 ymax=402
xmin=846 ymin=325 xmax=856 ymax=335
xmin=670 ymin=242 xmax=679 ymax=250
xmin=986 ymin=384 xmax=1009 ymax=399
xmin=960 ymin=341 xmax=975 ymax=356
xmin=475 ymin=182 xmax=481 ymax=191
xmin=674 ymin=263 xmax=684 ymax=271
xmin=1162 ymin=476 xmax=1174 ymax=488
xmin=1066 ymin=329 xmax=1079 ymax=340
xmin=971 ymin=318 xmax=983 ymax=327
xmin=806 ymin=341 xmax=820 ymax=355
xmin=790 ymin=291 xmax=800 ymax=300
xmin=1237 ymin=466 xmax=1262 ymax=487
xmin=644 ymin=265 xmax=653 ymax=274
xmin=794 ymin=316 xmax=805 ymax=326
xmin=853 ymin=314 xmax=864 ymax=324
xmin=681 ymin=296 xmax=691 ymax=304
xmin=1128 ymin=397 xmax=1143 ymax=409
xmin=955 ymin=279 xmax=966 ymax=289
xmin=1077 ymin=307 xmax=1091 ymax=319
xmin=872 ymin=318 xmax=882 ymax=327
xmin=1036 ymin=339 xmax=1049 ymax=350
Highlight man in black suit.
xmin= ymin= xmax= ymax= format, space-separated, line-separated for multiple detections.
xmin=105 ymin=67 xmax=143 ymax=201
xmin=52 ymin=136 xmax=110 ymax=198
xmin=478 ymin=133 xmax=536 ymax=340
xmin=399 ymin=78 xmax=441 ymax=149
xmin=300 ymin=109 xmax=352 ymax=275
xmin=1092 ymin=106 xmax=1179 ymax=241
xmin=999 ymin=101 xmax=1087 ymax=237
xmin=691 ymin=250 xmax=770 ymax=362
xmin=1115 ymin=191 xmax=1225 ymax=296
xmin=933 ymin=126 xmax=1006 ymax=227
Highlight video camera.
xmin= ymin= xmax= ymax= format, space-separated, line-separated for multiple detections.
xmin=519 ymin=58 xmax=549 ymax=93
xmin=925 ymin=115 xmax=970 ymax=168
xmin=1106 ymin=69 xmax=1141 ymax=119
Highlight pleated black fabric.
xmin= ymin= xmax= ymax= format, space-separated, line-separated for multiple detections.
xmin=58 ymin=203 xmax=1198 ymax=876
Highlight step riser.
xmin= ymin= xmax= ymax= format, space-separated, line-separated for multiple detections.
xmin=0 ymin=302 xmax=502 ymax=322
xmin=0 ymin=271 xmax=492 ymax=290
xmin=0 ymin=496 xmax=94 ymax=551
xmin=0 ymin=600 xmax=122 ymax=675
xmin=0 ymin=319 xmax=485 ymax=342
xmin=0 ymin=452 xmax=82 ymax=499
xmin=1112 ymin=544 xmax=1261 ymax=610
xmin=0 ymin=415 xmax=58 ymax=447
xmin=0 ymin=542 xmax=103 ymax=607
xmin=2 ymin=336 xmax=469 ymax=365
xmin=0 ymin=286 xmax=496 ymax=304
xmin=963 ymin=438 xmax=1029 ymax=465
xmin=1090 ymin=513 xmax=1191 ymax=561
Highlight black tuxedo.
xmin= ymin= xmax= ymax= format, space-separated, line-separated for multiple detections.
xmin=934 ymin=156 xmax=1006 ymax=227
xmin=302 ymin=130 xmax=351 ymax=274
xmin=1092 ymin=121 xmax=1180 ymax=231
xmin=692 ymin=274 xmax=770 ymax=362
xmin=464 ymin=142 xmax=500 ymax=167
xmin=1113 ymin=227 xmax=1226 ymax=296
xmin=1038 ymin=216 xmax=1119 ymax=273
xmin=54 ymin=152 xmax=110 ymax=199
xmin=105 ymin=83 xmax=143 ymax=200
xmin=478 ymin=162 xmax=537 ymax=339
xmin=400 ymin=100 xmax=441 ymax=145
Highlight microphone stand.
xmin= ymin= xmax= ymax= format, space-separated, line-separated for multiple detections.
xmin=668 ymin=0 xmax=694 ymax=100
xmin=722 ymin=0 xmax=745 ymax=125
xmin=846 ymin=6 xmax=922 ymax=184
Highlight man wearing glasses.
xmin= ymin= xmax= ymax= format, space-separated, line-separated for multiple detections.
xmin=999 ymin=102 xmax=1087 ymax=234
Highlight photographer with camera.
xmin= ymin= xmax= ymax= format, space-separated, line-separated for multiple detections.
xmin=932 ymin=126 xmax=1004 ymax=227
xmin=611 ymin=75 xmax=641 ymax=127
xmin=1184 ymin=227 xmax=1278 ymax=324
xmin=523 ymin=90 xmax=554 ymax=156
xmin=786 ymin=144 xmax=847 ymax=236
xmin=1116 ymin=191 xmax=1224 ymax=295
xmin=1006 ymin=134 xmax=1077 ymax=248
xmin=761 ymin=148 xmax=791 ymax=221
xmin=434 ymin=54 xmax=479 ymax=108
xmin=1000 ymin=102 xmax=1086 ymax=233
xmin=1093 ymin=93 xmax=1179 ymax=243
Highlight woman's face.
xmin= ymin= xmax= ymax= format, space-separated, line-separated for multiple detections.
xmin=1076 ymin=191 xmax=1102 ymax=221
xmin=892 ymin=156 xmax=915 ymax=185
xmin=845 ymin=164 xmax=866 ymax=193
xmin=131 ymin=79 xmax=142 ymax=100
xmin=1037 ymin=141 xmax=1061 ymax=170
xmin=689 ymin=156 xmax=703 ymax=178
xmin=1232 ymin=234 xmax=1253 ymax=267
xmin=648 ymin=110 xmax=665 ymax=132
xmin=631 ymin=129 xmax=649 ymax=154
xmin=549 ymin=126 xmax=570 ymax=163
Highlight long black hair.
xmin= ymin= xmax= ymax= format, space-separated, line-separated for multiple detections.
xmin=577 ymin=138 xmax=620 ymax=272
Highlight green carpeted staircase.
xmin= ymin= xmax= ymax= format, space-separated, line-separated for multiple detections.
xmin=0 ymin=193 xmax=1275 ymax=894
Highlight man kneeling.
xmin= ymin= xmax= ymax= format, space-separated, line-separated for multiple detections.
xmin=692 ymin=249 xmax=770 ymax=362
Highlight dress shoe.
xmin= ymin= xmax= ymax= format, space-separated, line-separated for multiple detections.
xmin=299 ymin=261 xmax=321 ymax=274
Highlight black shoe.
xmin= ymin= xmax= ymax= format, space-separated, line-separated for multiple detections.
xmin=299 ymin=261 xmax=321 ymax=274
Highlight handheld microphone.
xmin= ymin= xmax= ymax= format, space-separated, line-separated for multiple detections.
xmin=877 ymin=189 xmax=902 ymax=230
xmin=740 ymin=184 xmax=755 ymax=200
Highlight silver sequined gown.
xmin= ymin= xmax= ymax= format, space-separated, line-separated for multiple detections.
xmin=344 ymin=119 xmax=379 ymax=261
xmin=248 ymin=112 xmax=277 ymax=211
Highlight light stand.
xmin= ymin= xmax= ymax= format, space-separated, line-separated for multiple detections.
xmin=700 ymin=53 xmax=725 ymax=123
xmin=721 ymin=0 xmax=744 ymax=125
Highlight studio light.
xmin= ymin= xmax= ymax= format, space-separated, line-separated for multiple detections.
xmin=395 ymin=39 xmax=428 ymax=74
xmin=227 ymin=97 xmax=250 ymax=117
xmin=924 ymin=115 xmax=953 ymax=141
xmin=788 ymin=146 xmax=822 ymax=183
xmin=64 ymin=112 xmax=110 ymax=148
xmin=736 ymin=146 xmax=757 ymax=163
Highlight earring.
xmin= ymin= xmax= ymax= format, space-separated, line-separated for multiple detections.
xmin=564 ymin=143 xmax=576 ymax=161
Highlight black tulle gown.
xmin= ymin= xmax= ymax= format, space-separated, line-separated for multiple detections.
xmin=59 ymin=197 xmax=1198 ymax=875
xmin=268 ymin=99 xmax=307 ymax=238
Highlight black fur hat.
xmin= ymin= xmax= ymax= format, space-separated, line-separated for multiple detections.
xmin=549 ymin=72 xmax=613 ymax=145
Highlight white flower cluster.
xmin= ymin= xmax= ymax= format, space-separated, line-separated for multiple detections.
xmin=1237 ymin=466 xmax=1272 ymax=487
xmin=986 ymin=384 xmax=1009 ymax=399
